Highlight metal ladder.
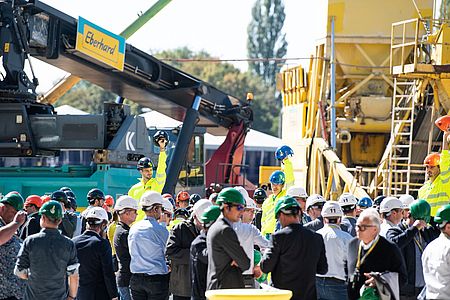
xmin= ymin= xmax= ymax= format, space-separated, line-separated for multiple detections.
xmin=387 ymin=78 xmax=417 ymax=196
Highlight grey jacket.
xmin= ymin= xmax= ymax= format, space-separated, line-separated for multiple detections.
xmin=206 ymin=216 xmax=250 ymax=290
xmin=303 ymin=216 xmax=324 ymax=232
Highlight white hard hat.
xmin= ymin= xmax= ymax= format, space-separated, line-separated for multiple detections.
xmin=193 ymin=199 xmax=212 ymax=221
xmin=161 ymin=198 xmax=174 ymax=214
xmin=234 ymin=186 xmax=256 ymax=209
xmin=338 ymin=193 xmax=358 ymax=207
xmin=140 ymin=191 xmax=163 ymax=208
xmin=114 ymin=195 xmax=138 ymax=211
xmin=321 ymin=201 xmax=343 ymax=218
xmin=379 ymin=197 xmax=403 ymax=213
xmin=85 ymin=207 xmax=108 ymax=223
xmin=287 ymin=186 xmax=308 ymax=198
xmin=306 ymin=194 xmax=325 ymax=210
xmin=398 ymin=194 xmax=414 ymax=209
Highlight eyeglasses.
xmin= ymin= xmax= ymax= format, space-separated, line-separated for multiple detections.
xmin=356 ymin=224 xmax=377 ymax=232
xmin=230 ymin=204 xmax=245 ymax=211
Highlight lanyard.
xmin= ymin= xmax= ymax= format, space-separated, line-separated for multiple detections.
xmin=356 ymin=237 xmax=379 ymax=269
xmin=413 ymin=232 xmax=424 ymax=253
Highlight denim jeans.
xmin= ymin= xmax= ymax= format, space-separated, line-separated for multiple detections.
xmin=316 ymin=277 xmax=348 ymax=300
xmin=118 ymin=286 xmax=132 ymax=300
xmin=130 ymin=273 xmax=169 ymax=300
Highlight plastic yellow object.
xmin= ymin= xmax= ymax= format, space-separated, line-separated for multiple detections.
xmin=205 ymin=289 xmax=292 ymax=300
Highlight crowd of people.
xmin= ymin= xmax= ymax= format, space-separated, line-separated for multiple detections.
xmin=0 ymin=135 xmax=449 ymax=300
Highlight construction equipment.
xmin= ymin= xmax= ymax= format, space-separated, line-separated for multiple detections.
xmin=0 ymin=0 xmax=252 ymax=206
xmin=278 ymin=0 xmax=439 ymax=199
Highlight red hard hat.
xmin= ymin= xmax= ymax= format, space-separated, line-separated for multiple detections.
xmin=162 ymin=193 xmax=172 ymax=199
xmin=424 ymin=153 xmax=440 ymax=167
xmin=105 ymin=195 xmax=114 ymax=207
xmin=25 ymin=195 xmax=43 ymax=208
xmin=435 ymin=115 xmax=450 ymax=132
xmin=40 ymin=195 xmax=51 ymax=204
xmin=176 ymin=191 xmax=190 ymax=202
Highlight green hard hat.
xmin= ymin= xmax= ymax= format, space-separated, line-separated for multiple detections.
xmin=201 ymin=205 xmax=221 ymax=224
xmin=274 ymin=196 xmax=300 ymax=218
xmin=434 ymin=204 xmax=450 ymax=224
xmin=216 ymin=187 xmax=245 ymax=206
xmin=39 ymin=200 xmax=63 ymax=220
xmin=410 ymin=199 xmax=431 ymax=223
xmin=254 ymin=249 xmax=262 ymax=265
xmin=0 ymin=192 xmax=24 ymax=211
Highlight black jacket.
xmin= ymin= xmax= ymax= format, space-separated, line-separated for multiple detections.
xmin=166 ymin=218 xmax=199 ymax=297
xmin=253 ymin=209 xmax=262 ymax=231
xmin=347 ymin=236 xmax=407 ymax=300
xmin=113 ymin=222 xmax=132 ymax=287
xmin=20 ymin=212 xmax=41 ymax=240
xmin=59 ymin=211 xmax=78 ymax=238
xmin=206 ymin=216 xmax=250 ymax=290
xmin=190 ymin=231 xmax=208 ymax=300
xmin=72 ymin=231 xmax=118 ymax=300
xmin=386 ymin=222 xmax=439 ymax=296
xmin=260 ymin=223 xmax=328 ymax=300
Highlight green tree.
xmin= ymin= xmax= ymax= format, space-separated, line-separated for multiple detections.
xmin=247 ymin=0 xmax=288 ymax=86
xmin=155 ymin=47 xmax=279 ymax=135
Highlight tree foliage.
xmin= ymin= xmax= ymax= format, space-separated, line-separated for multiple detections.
xmin=247 ymin=0 xmax=288 ymax=86
xmin=156 ymin=47 xmax=279 ymax=135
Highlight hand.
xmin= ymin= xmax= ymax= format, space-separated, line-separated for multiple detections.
xmin=13 ymin=210 xmax=27 ymax=226
xmin=230 ymin=260 xmax=238 ymax=267
xmin=253 ymin=265 xmax=262 ymax=279
xmin=364 ymin=273 xmax=376 ymax=288
xmin=413 ymin=220 xmax=427 ymax=230
xmin=111 ymin=298 xmax=118 ymax=300
xmin=158 ymin=138 xmax=167 ymax=151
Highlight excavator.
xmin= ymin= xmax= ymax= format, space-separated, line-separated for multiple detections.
xmin=0 ymin=0 xmax=253 ymax=207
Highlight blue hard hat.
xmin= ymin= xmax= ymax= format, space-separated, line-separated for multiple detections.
xmin=270 ymin=170 xmax=286 ymax=185
xmin=358 ymin=197 xmax=373 ymax=208
xmin=275 ymin=145 xmax=294 ymax=161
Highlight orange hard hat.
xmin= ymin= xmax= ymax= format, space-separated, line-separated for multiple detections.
xmin=105 ymin=195 xmax=114 ymax=207
xmin=40 ymin=195 xmax=51 ymax=204
xmin=424 ymin=153 xmax=441 ymax=167
xmin=176 ymin=191 xmax=190 ymax=202
xmin=25 ymin=195 xmax=43 ymax=208
xmin=162 ymin=193 xmax=172 ymax=199
xmin=435 ymin=115 xmax=450 ymax=132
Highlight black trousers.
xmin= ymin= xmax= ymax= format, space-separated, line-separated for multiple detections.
xmin=130 ymin=273 xmax=169 ymax=300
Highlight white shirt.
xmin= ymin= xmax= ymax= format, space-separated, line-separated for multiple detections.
xmin=233 ymin=222 xmax=270 ymax=275
xmin=422 ymin=233 xmax=450 ymax=299
xmin=380 ymin=219 xmax=395 ymax=237
xmin=316 ymin=224 xmax=353 ymax=281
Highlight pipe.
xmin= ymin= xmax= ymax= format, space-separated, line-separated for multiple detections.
xmin=163 ymin=95 xmax=201 ymax=194
xmin=330 ymin=16 xmax=337 ymax=150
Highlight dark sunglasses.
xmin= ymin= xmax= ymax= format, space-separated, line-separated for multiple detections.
xmin=356 ymin=224 xmax=376 ymax=232
xmin=229 ymin=204 xmax=245 ymax=211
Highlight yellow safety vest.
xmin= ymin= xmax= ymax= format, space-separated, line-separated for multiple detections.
xmin=107 ymin=222 xmax=117 ymax=255
xmin=419 ymin=150 xmax=450 ymax=216
xmin=128 ymin=151 xmax=167 ymax=222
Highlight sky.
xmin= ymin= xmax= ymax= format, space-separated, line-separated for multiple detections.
xmin=33 ymin=0 xmax=327 ymax=93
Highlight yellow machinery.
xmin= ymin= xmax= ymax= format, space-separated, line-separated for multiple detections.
xmin=279 ymin=0 xmax=439 ymax=199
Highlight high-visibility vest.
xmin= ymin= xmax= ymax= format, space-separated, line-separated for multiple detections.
xmin=128 ymin=151 xmax=167 ymax=222
xmin=107 ymin=222 xmax=117 ymax=255
xmin=419 ymin=150 xmax=450 ymax=216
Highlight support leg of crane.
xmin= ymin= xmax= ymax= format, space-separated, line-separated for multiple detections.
xmin=163 ymin=96 xmax=201 ymax=195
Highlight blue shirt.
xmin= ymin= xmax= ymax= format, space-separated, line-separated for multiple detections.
xmin=128 ymin=216 xmax=169 ymax=275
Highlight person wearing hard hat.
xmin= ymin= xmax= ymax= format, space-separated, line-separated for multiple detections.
xmin=206 ymin=188 xmax=250 ymax=290
xmin=80 ymin=188 xmax=106 ymax=233
xmin=316 ymin=201 xmax=352 ymax=300
xmin=161 ymin=197 xmax=174 ymax=230
xmin=252 ymin=188 xmax=267 ymax=231
xmin=50 ymin=190 xmax=78 ymax=238
xmin=128 ymin=191 xmax=169 ymax=300
xmin=61 ymin=188 xmax=83 ymax=237
xmin=386 ymin=200 xmax=439 ymax=299
xmin=418 ymin=130 xmax=450 ymax=216
xmin=0 ymin=192 xmax=27 ymax=300
xmin=190 ymin=205 xmax=221 ymax=300
xmin=113 ymin=196 xmax=138 ymax=300
xmin=303 ymin=194 xmax=326 ymax=232
xmin=379 ymin=197 xmax=404 ymax=237
xmin=232 ymin=187 xmax=269 ymax=288
xmin=399 ymin=194 xmax=415 ymax=221
xmin=15 ymin=200 xmax=79 ymax=300
xmin=347 ymin=208 xmax=406 ymax=300
xmin=73 ymin=207 xmax=118 ymax=300
xmin=20 ymin=195 xmax=43 ymax=240
xmin=356 ymin=197 xmax=373 ymax=217
xmin=260 ymin=196 xmax=328 ymax=300
xmin=338 ymin=192 xmax=359 ymax=237
xmin=287 ymin=185 xmax=311 ymax=224
xmin=176 ymin=191 xmax=190 ymax=209
xmin=422 ymin=204 xmax=450 ymax=299
xmin=166 ymin=199 xmax=210 ymax=300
